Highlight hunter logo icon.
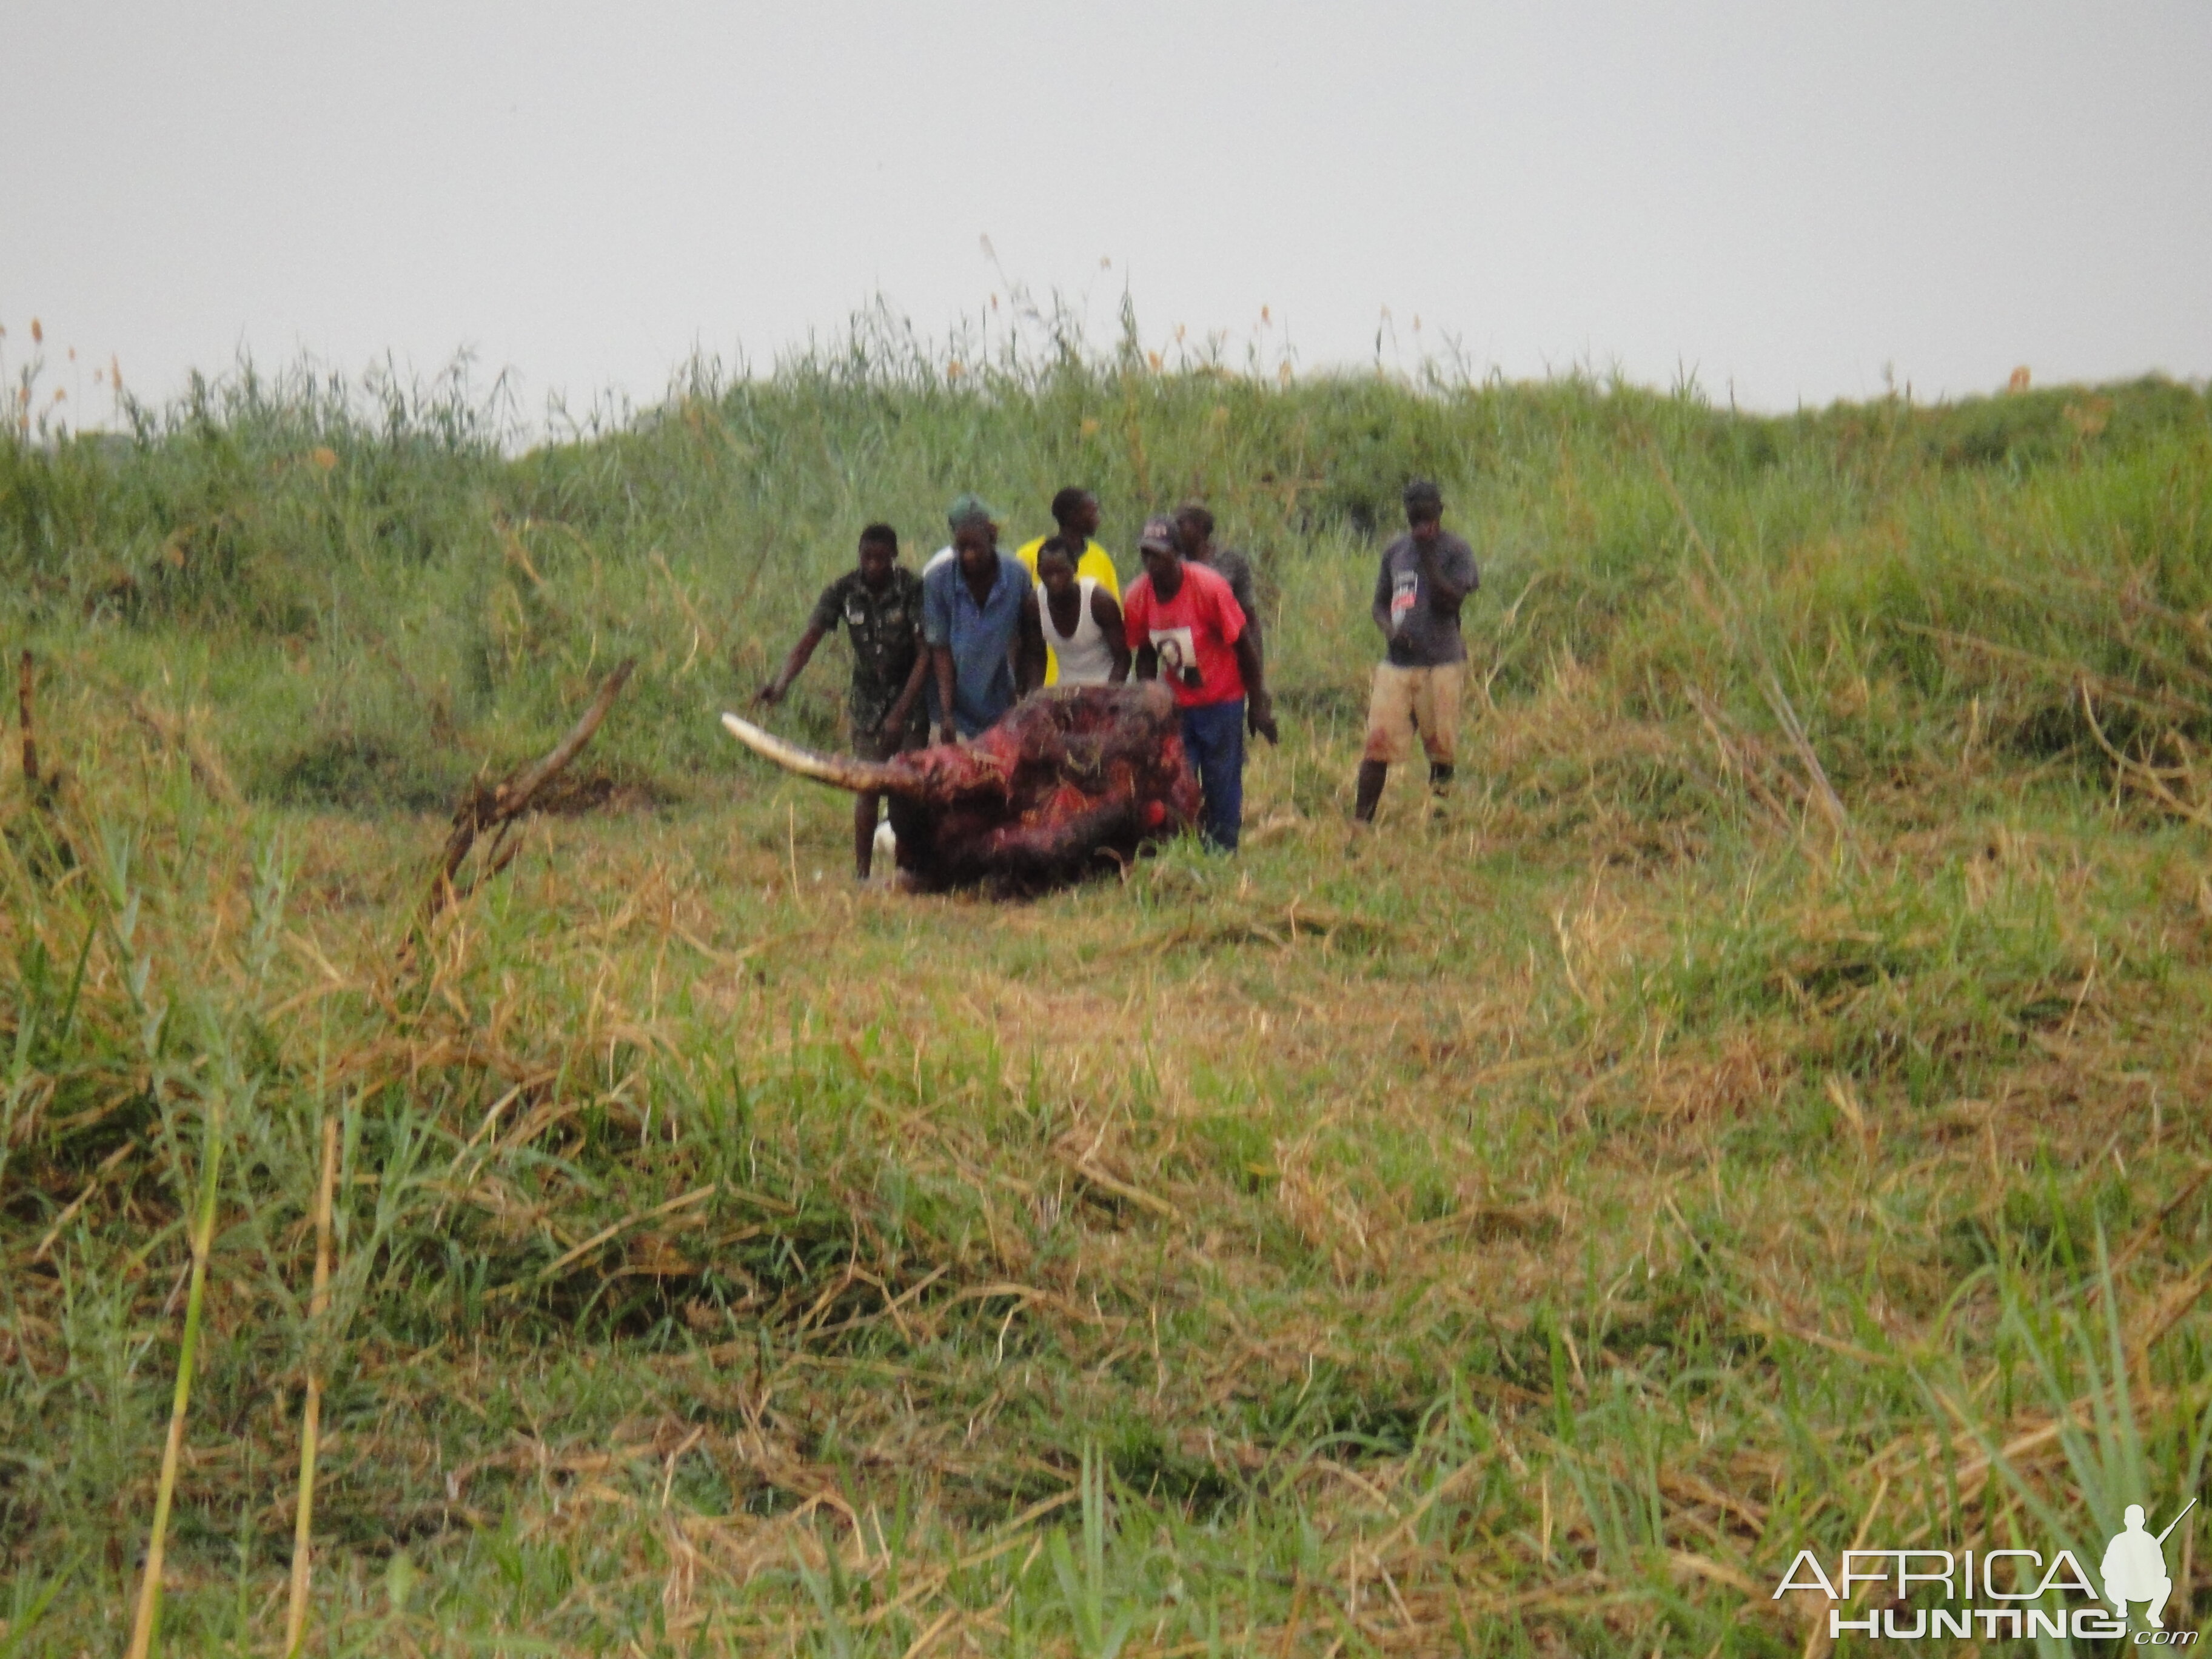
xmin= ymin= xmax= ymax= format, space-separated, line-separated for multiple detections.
xmin=2104 ymin=1500 xmax=2196 ymax=1629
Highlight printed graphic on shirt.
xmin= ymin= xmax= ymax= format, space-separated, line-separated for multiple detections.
xmin=1150 ymin=625 xmax=1201 ymax=689
xmin=1390 ymin=571 xmax=1420 ymax=634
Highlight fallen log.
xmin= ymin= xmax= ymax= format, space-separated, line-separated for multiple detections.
xmin=423 ymin=658 xmax=635 ymax=920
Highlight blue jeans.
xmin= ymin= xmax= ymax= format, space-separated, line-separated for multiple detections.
xmin=1179 ymin=699 xmax=1245 ymax=851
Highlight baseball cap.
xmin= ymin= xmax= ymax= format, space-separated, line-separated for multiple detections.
xmin=947 ymin=492 xmax=998 ymax=531
xmin=1138 ymin=515 xmax=1179 ymax=554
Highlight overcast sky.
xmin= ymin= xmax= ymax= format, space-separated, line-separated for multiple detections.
xmin=6 ymin=1 xmax=2208 ymax=425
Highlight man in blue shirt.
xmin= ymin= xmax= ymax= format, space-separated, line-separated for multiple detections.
xmin=923 ymin=506 xmax=1047 ymax=740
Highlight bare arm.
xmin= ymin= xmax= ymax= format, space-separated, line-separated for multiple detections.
xmin=932 ymin=646 xmax=959 ymax=743
xmin=1235 ymin=631 xmax=1277 ymax=744
xmin=1372 ymin=556 xmax=1395 ymax=640
xmin=1133 ymin=643 xmax=1158 ymax=682
xmin=1014 ymin=591 xmax=1048 ymax=697
xmin=1093 ymin=588 xmax=1132 ymax=683
xmin=1227 ymin=561 xmax=1263 ymax=668
xmin=880 ymin=631 xmax=930 ymax=736
xmin=757 ymin=624 xmax=826 ymax=706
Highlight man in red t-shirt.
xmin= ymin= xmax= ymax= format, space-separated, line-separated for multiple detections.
xmin=1122 ymin=516 xmax=1277 ymax=848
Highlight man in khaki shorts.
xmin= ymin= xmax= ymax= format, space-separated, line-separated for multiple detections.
xmin=1353 ymin=480 xmax=1479 ymax=822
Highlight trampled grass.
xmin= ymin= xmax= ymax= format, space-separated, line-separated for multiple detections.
xmin=2 ymin=333 xmax=2211 ymax=1654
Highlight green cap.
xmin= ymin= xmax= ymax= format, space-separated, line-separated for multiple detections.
xmin=947 ymin=492 xmax=998 ymax=532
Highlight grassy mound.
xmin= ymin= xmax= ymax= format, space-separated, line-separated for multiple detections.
xmin=2 ymin=350 xmax=2210 ymax=1654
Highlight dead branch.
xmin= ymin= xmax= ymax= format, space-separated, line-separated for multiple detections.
xmin=2080 ymin=680 xmax=2212 ymax=833
xmin=1897 ymin=622 xmax=2207 ymax=724
xmin=126 ymin=695 xmax=241 ymax=804
xmin=424 ymin=657 xmax=635 ymax=920
xmin=1760 ymin=673 xmax=1852 ymax=838
xmin=1682 ymin=684 xmax=1796 ymax=828
xmin=14 ymin=649 xmax=75 ymax=870
xmin=18 ymin=649 xmax=39 ymax=789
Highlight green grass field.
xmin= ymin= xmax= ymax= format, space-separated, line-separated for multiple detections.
xmin=4 ymin=336 xmax=2211 ymax=1655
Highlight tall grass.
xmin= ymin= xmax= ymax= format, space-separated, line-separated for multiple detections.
xmin=4 ymin=330 xmax=2205 ymax=803
xmin=2 ymin=323 xmax=2210 ymax=1652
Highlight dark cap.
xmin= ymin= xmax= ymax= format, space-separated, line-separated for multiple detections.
xmin=1138 ymin=515 xmax=1179 ymax=554
xmin=1402 ymin=479 xmax=1443 ymax=513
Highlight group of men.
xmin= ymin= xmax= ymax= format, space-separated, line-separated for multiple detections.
xmin=757 ymin=481 xmax=1478 ymax=879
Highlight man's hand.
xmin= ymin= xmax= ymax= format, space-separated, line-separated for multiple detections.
xmin=1247 ymin=691 xmax=1279 ymax=745
xmin=1232 ymin=633 xmax=1275 ymax=743
xmin=1417 ymin=538 xmax=1475 ymax=611
xmin=754 ymin=682 xmax=786 ymax=708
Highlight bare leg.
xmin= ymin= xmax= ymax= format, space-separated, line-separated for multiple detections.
xmin=854 ymin=789 xmax=880 ymax=879
xmin=1353 ymin=760 xmax=1389 ymax=823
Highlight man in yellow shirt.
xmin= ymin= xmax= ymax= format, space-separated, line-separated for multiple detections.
xmin=1015 ymin=488 xmax=1121 ymax=685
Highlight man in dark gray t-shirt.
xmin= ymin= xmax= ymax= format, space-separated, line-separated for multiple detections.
xmin=1353 ymin=479 xmax=1479 ymax=823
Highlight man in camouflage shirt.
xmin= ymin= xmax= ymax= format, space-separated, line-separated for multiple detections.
xmin=757 ymin=523 xmax=929 ymax=879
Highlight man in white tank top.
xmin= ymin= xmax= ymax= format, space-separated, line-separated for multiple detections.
xmin=1033 ymin=538 xmax=1130 ymax=686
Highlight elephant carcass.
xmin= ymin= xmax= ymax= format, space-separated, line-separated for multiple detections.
xmin=720 ymin=683 xmax=1203 ymax=893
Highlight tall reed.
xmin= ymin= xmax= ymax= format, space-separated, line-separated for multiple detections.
xmin=124 ymin=1087 xmax=227 ymax=1659
xmin=283 ymin=1113 xmax=340 ymax=1658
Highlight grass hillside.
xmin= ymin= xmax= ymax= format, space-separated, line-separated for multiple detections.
xmin=4 ymin=341 xmax=2211 ymax=1655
